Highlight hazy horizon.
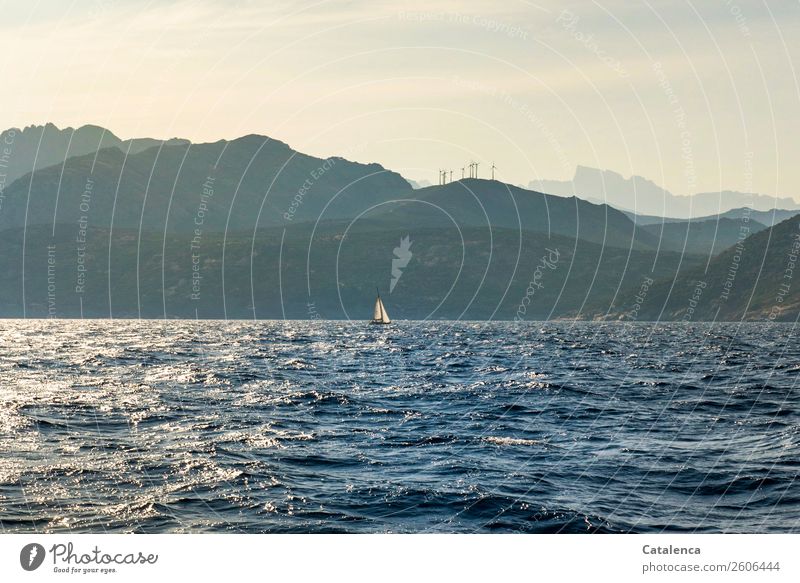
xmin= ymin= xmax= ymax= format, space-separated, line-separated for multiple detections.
xmin=6 ymin=120 xmax=800 ymax=207
xmin=3 ymin=0 xmax=799 ymax=200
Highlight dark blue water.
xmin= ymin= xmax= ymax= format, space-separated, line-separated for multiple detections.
xmin=0 ymin=320 xmax=797 ymax=533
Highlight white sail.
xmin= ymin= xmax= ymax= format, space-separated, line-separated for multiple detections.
xmin=373 ymin=296 xmax=391 ymax=324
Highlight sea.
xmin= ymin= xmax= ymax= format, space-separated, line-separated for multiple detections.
xmin=0 ymin=320 xmax=797 ymax=533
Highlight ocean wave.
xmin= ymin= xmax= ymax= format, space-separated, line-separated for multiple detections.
xmin=483 ymin=436 xmax=542 ymax=447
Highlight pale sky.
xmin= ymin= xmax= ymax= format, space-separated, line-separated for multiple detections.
xmin=2 ymin=0 xmax=798 ymax=199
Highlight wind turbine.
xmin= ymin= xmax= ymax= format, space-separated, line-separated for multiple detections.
xmin=491 ymin=162 xmax=497 ymax=180
xmin=449 ymin=170 xmax=453 ymax=182
xmin=461 ymin=167 xmax=465 ymax=179
xmin=474 ymin=162 xmax=480 ymax=178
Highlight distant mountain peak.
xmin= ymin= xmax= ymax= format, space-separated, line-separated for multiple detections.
xmin=0 ymin=122 xmax=192 ymax=187
xmin=533 ymin=165 xmax=798 ymax=218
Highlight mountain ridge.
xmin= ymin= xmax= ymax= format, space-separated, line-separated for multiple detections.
xmin=589 ymin=214 xmax=800 ymax=322
xmin=530 ymin=165 xmax=798 ymax=218
xmin=0 ymin=123 xmax=798 ymax=321
xmin=0 ymin=123 xmax=189 ymax=187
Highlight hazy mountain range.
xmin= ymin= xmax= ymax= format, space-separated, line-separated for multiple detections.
xmin=530 ymin=165 xmax=799 ymax=219
xmin=1 ymin=123 xmax=798 ymax=321
xmin=0 ymin=133 xmax=411 ymax=234
xmin=624 ymin=207 xmax=799 ymax=227
xmin=0 ymin=123 xmax=189 ymax=187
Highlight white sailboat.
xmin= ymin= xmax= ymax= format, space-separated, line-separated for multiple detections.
xmin=371 ymin=288 xmax=391 ymax=325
